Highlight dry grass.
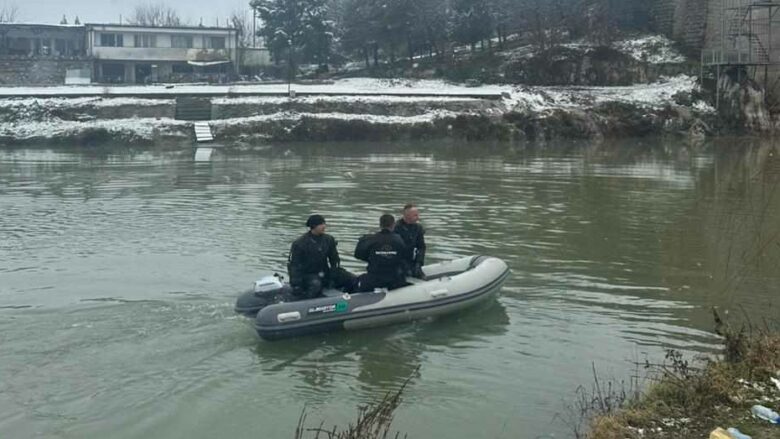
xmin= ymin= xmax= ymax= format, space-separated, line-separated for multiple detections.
xmin=292 ymin=369 xmax=415 ymax=439
xmin=584 ymin=310 xmax=780 ymax=439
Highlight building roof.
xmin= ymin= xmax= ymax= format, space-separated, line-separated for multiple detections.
xmin=85 ymin=23 xmax=237 ymax=32
xmin=0 ymin=23 xmax=85 ymax=31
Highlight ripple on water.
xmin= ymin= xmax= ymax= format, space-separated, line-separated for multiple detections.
xmin=1 ymin=143 xmax=778 ymax=439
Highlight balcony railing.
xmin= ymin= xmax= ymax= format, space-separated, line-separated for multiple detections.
xmin=702 ymin=48 xmax=771 ymax=65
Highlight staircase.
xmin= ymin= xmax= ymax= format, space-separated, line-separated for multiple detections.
xmin=193 ymin=122 xmax=214 ymax=143
xmin=175 ymin=97 xmax=213 ymax=121
xmin=726 ymin=2 xmax=771 ymax=64
xmin=747 ymin=34 xmax=770 ymax=64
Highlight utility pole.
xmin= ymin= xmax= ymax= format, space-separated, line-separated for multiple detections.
xmin=287 ymin=38 xmax=292 ymax=96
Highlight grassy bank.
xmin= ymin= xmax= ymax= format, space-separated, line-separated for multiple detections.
xmin=585 ymin=310 xmax=780 ymax=439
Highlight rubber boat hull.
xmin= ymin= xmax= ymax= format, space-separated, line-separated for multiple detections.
xmin=237 ymin=255 xmax=509 ymax=341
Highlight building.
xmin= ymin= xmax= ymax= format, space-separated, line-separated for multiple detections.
xmin=85 ymin=23 xmax=239 ymax=84
xmin=0 ymin=23 xmax=90 ymax=84
xmin=652 ymin=0 xmax=780 ymax=105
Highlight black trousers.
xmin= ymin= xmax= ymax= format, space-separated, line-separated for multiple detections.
xmin=294 ymin=268 xmax=357 ymax=299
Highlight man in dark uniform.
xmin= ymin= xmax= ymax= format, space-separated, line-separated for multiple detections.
xmin=394 ymin=203 xmax=426 ymax=279
xmin=288 ymin=214 xmax=356 ymax=299
xmin=354 ymin=214 xmax=407 ymax=292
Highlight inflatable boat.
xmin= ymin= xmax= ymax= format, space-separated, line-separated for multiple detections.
xmin=235 ymin=255 xmax=510 ymax=340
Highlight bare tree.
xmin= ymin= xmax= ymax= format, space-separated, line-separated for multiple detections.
xmin=0 ymin=2 xmax=19 ymax=23
xmin=230 ymin=9 xmax=254 ymax=48
xmin=127 ymin=2 xmax=183 ymax=27
xmin=230 ymin=9 xmax=256 ymax=76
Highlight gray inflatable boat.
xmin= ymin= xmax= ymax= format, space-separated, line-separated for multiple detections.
xmin=235 ymin=255 xmax=510 ymax=340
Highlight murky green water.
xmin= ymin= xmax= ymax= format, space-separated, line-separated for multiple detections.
xmin=1 ymin=139 xmax=778 ymax=438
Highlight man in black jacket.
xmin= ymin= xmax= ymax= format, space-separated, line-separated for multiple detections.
xmin=354 ymin=214 xmax=407 ymax=292
xmin=288 ymin=214 xmax=355 ymax=299
xmin=394 ymin=203 xmax=426 ymax=279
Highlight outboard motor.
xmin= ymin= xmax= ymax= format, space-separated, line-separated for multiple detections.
xmin=234 ymin=274 xmax=295 ymax=318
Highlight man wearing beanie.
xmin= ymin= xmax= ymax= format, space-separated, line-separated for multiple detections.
xmin=287 ymin=214 xmax=355 ymax=299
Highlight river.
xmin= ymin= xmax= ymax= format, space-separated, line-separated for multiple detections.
xmin=1 ymin=138 xmax=778 ymax=438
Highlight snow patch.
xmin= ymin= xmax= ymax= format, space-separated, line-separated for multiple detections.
xmin=693 ymin=100 xmax=716 ymax=114
xmin=211 ymin=110 xmax=463 ymax=127
xmin=613 ymin=35 xmax=687 ymax=64
xmin=507 ymin=75 xmax=700 ymax=112
xmin=211 ymin=95 xmax=481 ymax=105
xmin=0 ymin=78 xmax=506 ymax=98
xmin=560 ymin=35 xmax=687 ymax=64
xmin=0 ymin=97 xmax=173 ymax=109
xmin=1 ymin=117 xmax=187 ymax=141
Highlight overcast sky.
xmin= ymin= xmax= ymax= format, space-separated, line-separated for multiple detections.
xmin=12 ymin=0 xmax=253 ymax=26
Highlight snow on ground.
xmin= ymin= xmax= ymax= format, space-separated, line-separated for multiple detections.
xmin=613 ymin=35 xmax=687 ymax=64
xmin=0 ymin=75 xmax=712 ymax=141
xmin=496 ymin=44 xmax=536 ymax=62
xmin=0 ymin=75 xmax=699 ymax=111
xmin=1 ymin=117 xmax=187 ymax=141
xmin=1 ymin=110 xmax=467 ymax=141
xmin=0 ymin=97 xmax=174 ymax=109
xmin=0 ymin=78 xmax=506 ymax=98
xmin=507 ymin=75 xmax=703 ymax=112
xmin=210 ymin=110 xmax=464 ymax=128
xmin=211 ymin=94 xmax=482 ymax=105
xmin=560 ymin=35 xmax=687 ymax=64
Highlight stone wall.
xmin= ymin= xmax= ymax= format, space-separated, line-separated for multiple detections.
xmin=679 ymin=0 xmax=710 ymax=53
xmin=652 ymin=0 xmax=710 ymax=53
xmin=0 ymin=58 xmax=93 ymax=85
xmin=652 ymin=0 xmax=677 ymax=37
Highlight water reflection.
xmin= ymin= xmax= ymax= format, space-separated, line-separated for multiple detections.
xmin=2 ymin=139 xmax=780 ymax=439
xmin=660 ymin=137 xmax=780 ymax=330
xmin=250 ymin=300 xmax=509 ymax=404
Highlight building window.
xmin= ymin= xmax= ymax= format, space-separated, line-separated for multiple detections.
xmin=54 ymin=39 xmax=66 ymax=56
xmin=206 ymin=37 xmax=225 ymax=49
xmin=172 ymin=63 xmax=193 ymax=74
xmin=133 ymin=35 xmax=157 ymax=48
xmin=171 ymin=35 xmax=193 ymax=49
xmin=100 ymin=33 xmax=123 ymax=47
xmin=101 ymin=63 xmax=126 ymax=83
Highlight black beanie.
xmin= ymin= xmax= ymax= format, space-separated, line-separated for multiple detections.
xmin=306 ymin=214 xmax=326 ymax=228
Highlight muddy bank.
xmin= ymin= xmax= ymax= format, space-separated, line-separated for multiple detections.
xmin=584 ymin=314 xmax=780 ymax=439
xmin=0 ymin=79 xmax=722 ymax=146
xmin=505 ymin=102 xmax=714 ymax=141
xmin=0 ymin=105 xmax=714 ymax=147
xmin=505 ymin=45 xmax=695 ymax=86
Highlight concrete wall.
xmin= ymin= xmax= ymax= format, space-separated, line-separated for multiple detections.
xmin=0 ymin=58 xmax=92 ymax=85
xmin=92 ymin=46 xmax=234 ymax=63
xmin=652 ymin=0 xmax=710 ymax=53
xmin=679 ymin=0 xmax=710 ymax=52
xmin=0 ymin=24 xmax=86 ymax=57
xmin=660 ymin=0 xmax=780 ymax=60
xmin=652 ymin=0 xmax=677 ymax=38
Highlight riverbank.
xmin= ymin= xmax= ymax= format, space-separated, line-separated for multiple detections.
xmin=587 ymin=314 xmax=780 ymax=439
xmin=0 ymin=76 xmax=721 ymax=146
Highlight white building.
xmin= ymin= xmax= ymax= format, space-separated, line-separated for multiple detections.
xmin=85 ymin=23 xmax=239 ymax=83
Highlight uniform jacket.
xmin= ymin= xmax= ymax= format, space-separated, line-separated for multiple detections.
xmin=354 ymin=229 xmax=406 ymax=281
xmin=288 ymin=232 xmax=340 ymax=285
xmin=394 ymin=219 xmax=426 ymax=268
